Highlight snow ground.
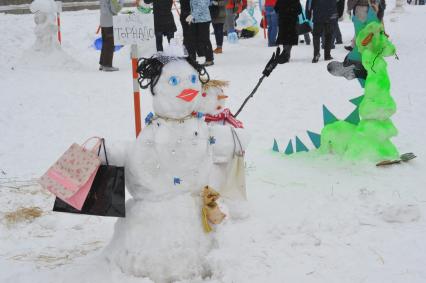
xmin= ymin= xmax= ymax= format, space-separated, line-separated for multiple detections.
xmin=1 ymin=2 xmax=426 ymax=282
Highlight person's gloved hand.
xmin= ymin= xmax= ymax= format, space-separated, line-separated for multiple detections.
xmin=262 ymin=47 xmax=289 ymax=77
xmin=227 ymin=31 xmax=238 ymax=44
xmin=212 ymin=1 xmax=219 ymax=5
xmin=186 ymin=14 xmax=193 ymax=24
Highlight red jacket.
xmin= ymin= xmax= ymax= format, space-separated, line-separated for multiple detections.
xmin=265 ymin=0 xmax=277 ymax=7
xmin=226 ymin=0 xmax=247 ymax=13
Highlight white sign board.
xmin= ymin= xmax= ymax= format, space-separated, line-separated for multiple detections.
xmin=113 ymin=13 xmax=155 ymax=46
xmin=56 ymin=1 xmax=62 ymax=12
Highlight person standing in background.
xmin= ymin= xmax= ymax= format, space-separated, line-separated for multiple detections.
xmin=99 ymin=0 xmax=122 ymax=71
xmin=180 ymin=0 xmax=196 ymax=59
xmin=306 ymin=0 xmax=338 ymax=63
xmin=144 ymin=0 xmax=177 ymax=52
xmin=210 ymin=0 xmax=227 ymax=54
xmin=263 ymin=0 xmax=278 ymax=47
xmin=188 ymin=0 xmax=215 ymax=66
xmin=274 ymin=0 xmax=302 ymax=61
xmin=345 ymin=0 xmax=370 ymax=51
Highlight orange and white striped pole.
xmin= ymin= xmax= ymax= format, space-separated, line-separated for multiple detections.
xmin=56 ymin=1 xmax=62 ymax=44
xmin=131 ymin=44 xmax=142 ymax=137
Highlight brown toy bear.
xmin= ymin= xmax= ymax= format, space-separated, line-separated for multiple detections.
xmin=201 ymin=186 xmax=226 ymax=232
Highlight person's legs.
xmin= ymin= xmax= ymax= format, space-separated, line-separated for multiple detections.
xmin=155 ymin=32 xmax=164 ymax=51
xmin=324 ymin=23 xmax=333 ymax=60
xmin=282 ymin=44 xmax=292 ymax=62
xmin=335 ymin=21 xmax=342 ymax=44
xmin=265 ymin=6 xmax=278 ymax=46
xmin=225 ymin=8 xmax=235 ymax=32
xmin=304 ymin=32 xmax=311 ymax=45
xmin=198 ymin=22 xmax=214 ymax=63
xmin=180 ymin=17 xmax=196 ymax=60
xmin=313 ymin=23 xmax=323 ymax=59
xmin=213 ymin=23 xmax=224 ymax=48
xmin=100 ymin=26 xmax=114 ymax=67
xmin=166 ymin=32 xmax=174 ymax=43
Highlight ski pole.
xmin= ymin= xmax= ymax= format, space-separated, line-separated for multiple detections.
xmin=233 ymin=47 xmax=289 ymax=118
xmin=234 ymin=75 xmax=265 ymax=117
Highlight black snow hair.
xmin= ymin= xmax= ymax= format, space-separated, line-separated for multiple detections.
xmin=136 ymin=56 xmax=210 ymax=95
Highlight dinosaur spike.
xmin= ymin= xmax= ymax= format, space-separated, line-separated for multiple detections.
xmin=284 ymin=140 xmax=294 ymax=155
xmin=307 ymin=131 xmax=321 ymax=149
xmin=345 ymin=108 xmax=361 ymax=125
xmin=323 ymin=105 xmax=338 ymax=126
xmin=350 ymin=95 xmax=364 ymax=106
xmin=295 ymin=136 xmax=309 ymax=152
xmin=272 ymin=139 xmax=279 ymax=152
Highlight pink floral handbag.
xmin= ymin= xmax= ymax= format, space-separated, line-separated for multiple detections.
xmin=39 ymin=137 xmax=102 ymax=210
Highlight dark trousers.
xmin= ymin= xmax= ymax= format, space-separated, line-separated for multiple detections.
xmin=191 ymin=22 xmax=214 ymax=62
xmin=180 ymin=16 xmax=196 ymax=60
xmin=313 ymin=22 xmax=333 ymax=58
xmin=321 ymin=21 xmax=340 ymax=48
xmin=100 ymin=27 xmax=114 ymax=67
xmin=155 ymin=31 xmax=174 ymax=52
xmin=212 ymin=23 xmax=224 ymax=47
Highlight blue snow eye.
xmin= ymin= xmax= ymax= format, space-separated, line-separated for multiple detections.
xmin=190 ymin=74 xmax=197 ymax=84
xmin=168 ymin=76 xmax=180 ymax=86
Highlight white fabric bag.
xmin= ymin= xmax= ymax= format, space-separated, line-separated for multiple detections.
xmin=220 ymin=128 xmax=247 ymax=200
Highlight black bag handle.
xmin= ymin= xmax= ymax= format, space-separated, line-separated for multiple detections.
xmin=97 ymin=138 xmax=109 ymax=166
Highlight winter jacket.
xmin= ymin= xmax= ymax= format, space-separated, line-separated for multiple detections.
xmin=347 ymin=0 xmax=370 ymax=11
xmin=274 ymin=0 xmax=302 ymax=45
xmin=225 ymin=0 xmax=246 ymax=13
xmin=180 ymin=0 xmax=191 ymax=18
xmin=190 ymin=0 xmax=212 ymax=23
xmin=306 ymin=0 xmax=338 ymax=23
xmin=211 ymin=0 xmax=227 ymax=24
xmin=100 ymin=0 xmax=122 ymax=27
xmin=144 ymin=0 xmax=177 ymax=33
xmin=337 ymin=0 xmax=345 ymax=18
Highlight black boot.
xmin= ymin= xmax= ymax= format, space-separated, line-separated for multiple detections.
xmin=312 ymin=54 xmax=320 ymax=63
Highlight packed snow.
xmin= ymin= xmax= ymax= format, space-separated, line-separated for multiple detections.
xmin=1 ymin=1 xmax=426 ymax=282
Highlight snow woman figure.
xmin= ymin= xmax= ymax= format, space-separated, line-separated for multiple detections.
xmin=104 ymin=44 xmax=244 ymax=282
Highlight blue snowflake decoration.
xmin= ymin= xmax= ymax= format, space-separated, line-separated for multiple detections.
xmin=145 ymin=112 xmax=154 ymax=125
xmin=209 ymin=136 xmax=216 ymax=145
xmin=173 ymin=177 xmax=181 ymax=185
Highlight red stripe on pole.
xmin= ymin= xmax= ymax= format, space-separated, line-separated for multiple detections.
xmin=57 ymin=13 xmax=62 ymax=44
xmin=131 ymin=55 xmax=142 ymax=137
xmin=133 ymin=91 xmax=142 ymax=137
xmin=262 ymin=11 xmax=266 ymax=39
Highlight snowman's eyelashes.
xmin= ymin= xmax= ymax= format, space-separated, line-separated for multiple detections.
xmin=185 ymin=58 xmax=210 ymax=85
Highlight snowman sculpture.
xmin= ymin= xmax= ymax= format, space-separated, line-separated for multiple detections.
xmin=29 ymin=0 xmax=59 ymax=52
xmin=196 ymin=81 xmax=249 ymax=216
xmin=105 ymin=46 xmax=246 ymax=282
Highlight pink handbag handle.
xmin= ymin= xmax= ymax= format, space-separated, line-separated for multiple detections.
xmin=81 ymin=136 xmax=102 ymax=153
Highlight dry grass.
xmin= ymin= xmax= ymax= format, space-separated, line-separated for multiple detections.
xmin=4 ymin=207 xmax=43 ymax=225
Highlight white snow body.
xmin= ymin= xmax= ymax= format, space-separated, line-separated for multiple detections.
xmin=105 ymin=59 xmax=233 ymax=282
xmin=30 ymin=0 xmax=59 ymax=52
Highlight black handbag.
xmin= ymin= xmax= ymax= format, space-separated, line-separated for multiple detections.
xmin=296 ymin=13 xmax=312 ymax=35
xmin=53 ymin=139 xmax=126 ymax=217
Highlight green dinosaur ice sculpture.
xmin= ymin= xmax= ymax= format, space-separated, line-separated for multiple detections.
xmin=320 ymin=22 xmax=399 ymax=161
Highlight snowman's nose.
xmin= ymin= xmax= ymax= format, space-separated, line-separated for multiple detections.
xmin=217 ymin=95 xmax=228 ymax=100
xmin=176 ymin=88 xmax=199 ymax=102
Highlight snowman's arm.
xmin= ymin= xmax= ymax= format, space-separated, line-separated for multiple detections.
xmin=100 ymin=139 xmax=132 ymax=166
xmin=209 ymin=125 xmax=250 ymax=163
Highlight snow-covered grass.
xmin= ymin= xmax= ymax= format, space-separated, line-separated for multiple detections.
xmin=1 ymin=2 xmax=426 ymax=282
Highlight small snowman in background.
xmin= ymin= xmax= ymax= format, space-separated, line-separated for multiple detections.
xmin=196 ymin=80 xmax=249 ymax=219
xmin=30 ymin=0 xmax=59 ymax=52
xmin=104 ymin=42 xmax=249 ymax=282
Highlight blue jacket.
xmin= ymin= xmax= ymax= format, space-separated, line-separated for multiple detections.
xmin=190 ymin=0 xmax=211 ymax=23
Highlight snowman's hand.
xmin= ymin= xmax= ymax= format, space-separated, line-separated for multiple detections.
xmin=102 ymin=140 xmax=132 ymax=166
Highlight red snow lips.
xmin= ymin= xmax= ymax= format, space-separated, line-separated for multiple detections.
xmin=176 ymin=89 xmax=199 ymax=102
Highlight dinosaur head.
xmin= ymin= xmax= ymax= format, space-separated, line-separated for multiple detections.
xmin=357 ymin=22 xmax=396 ymax=57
